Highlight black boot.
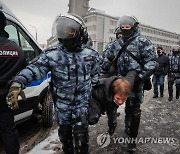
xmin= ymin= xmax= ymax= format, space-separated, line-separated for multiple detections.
xmin=58 ymin=125 xmax=74 ymax=154
xmin=108 ymin=123 xmax=117 ymax=136
xmin=128 ymin=138 xmax=137 ymax=153
xmin=73 ymin=126 xmax=89 ymax=154
xmin=168 ymin=95 xmax=173 ymax=101
xmin=168 ymin=82 xmax=173 ymax=101
xmin=124 ymin=118 xmax=131 ymax=136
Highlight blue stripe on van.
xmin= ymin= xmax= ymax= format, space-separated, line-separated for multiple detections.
xmin=27 ymin=73 xmax=51 ymax=87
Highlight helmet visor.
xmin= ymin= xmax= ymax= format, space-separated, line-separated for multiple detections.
xmin=52 ymin=16 xmax=81 ymax=39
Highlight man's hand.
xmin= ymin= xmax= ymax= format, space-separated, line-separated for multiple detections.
xmin=6 ymin=82 xmax=26 ymax=110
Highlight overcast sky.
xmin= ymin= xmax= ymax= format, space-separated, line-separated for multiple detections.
xmin=2 ymin=0 xmax=180 ymax=44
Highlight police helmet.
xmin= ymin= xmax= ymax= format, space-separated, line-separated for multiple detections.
xmin=52 ymin=13 xmax=86 ymax=40
xmin=172 ymin=45 xmax=180 ymax=53
xmin=172 ymin=45 xmax=180 ymax=51
xmin=117 ymin=15 xmax=139 ymax=30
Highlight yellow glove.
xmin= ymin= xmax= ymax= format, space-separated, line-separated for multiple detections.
xmin=6 ymin=82 xmax=26 ymax=110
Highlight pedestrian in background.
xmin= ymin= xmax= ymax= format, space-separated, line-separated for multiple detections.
xmin=0 ymin=10 xmax=26 ymax=154
xmin=6 ymin=14 xmax=100 ymax=154
xmin=168 ymin=45 xmax=180 ymax=101
xmin=100 ymin=15 xmax=157 ymax=152
xmin=152 ymin=46 xmax=169 ymax=98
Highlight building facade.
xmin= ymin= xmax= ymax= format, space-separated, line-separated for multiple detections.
xmin=47 ymin=0 xmax=180 ymax=55
xmin=84 ymin=8 xmax=180 ymax=54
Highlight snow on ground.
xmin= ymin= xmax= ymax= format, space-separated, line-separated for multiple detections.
xmin=27 ymin=129 xmax=62 ymax=154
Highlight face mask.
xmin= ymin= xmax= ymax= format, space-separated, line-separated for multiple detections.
xmin=121 ymin=28 xmax=134 ymax=38
xmin=61 ymin=37 xmax=80 ymax=51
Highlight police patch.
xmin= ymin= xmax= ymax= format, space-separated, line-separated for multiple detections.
xmin=84 ymin=55 xmax=93 ymax=61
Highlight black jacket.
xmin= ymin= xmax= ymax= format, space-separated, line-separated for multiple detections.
xmin=154 ymin=54 xmax=169 ymax=76
xmin=90 ymin=71 xmax=137 ymax=125
xmin=0 ymin=30 xmax=26 ymax=110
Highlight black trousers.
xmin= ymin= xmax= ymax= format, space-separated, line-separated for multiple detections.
xmin=0 ymin=96 xmax=20 ymax=154
xmin=125 ymin=97 xmax=141 ymax=138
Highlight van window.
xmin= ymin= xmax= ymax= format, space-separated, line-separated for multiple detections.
xmin=5 ymin=20 xmax=41 ymax=63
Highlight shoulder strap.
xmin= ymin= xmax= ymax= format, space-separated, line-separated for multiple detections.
xmin=113 ymin=38 xmax=135 ymax=65
xmin=125 ymin=48 xmax=144 ymax=67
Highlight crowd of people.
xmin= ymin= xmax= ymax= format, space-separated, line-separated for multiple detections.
xmin=1 ymin=9 xmax=180 ymax=154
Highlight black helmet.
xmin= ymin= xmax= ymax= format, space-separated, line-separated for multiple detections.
xmin=0 ymin=10 xmax=7 ymax=31
xmin=52 ymin=13 xmax=88 ymax=50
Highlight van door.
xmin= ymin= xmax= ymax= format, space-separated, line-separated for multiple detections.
xmin=5 ymin=20 xmax=41 ymax=63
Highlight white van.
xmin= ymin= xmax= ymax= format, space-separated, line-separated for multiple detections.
xmin=0 ymin=1 xmax=53 ymax=127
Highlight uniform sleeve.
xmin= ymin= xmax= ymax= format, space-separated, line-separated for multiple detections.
xmin=91 ymin=51 xmax=100 ymax=85
xmin=138 ymin=38 xmax=158 ymax=79
xmin=100 ymin=41 xmax=121 ymax=75
xmin=13 ymin=51 xmax=50 ymax=88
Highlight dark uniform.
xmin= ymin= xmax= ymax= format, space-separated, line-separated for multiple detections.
xmin=8 ymin=14 xmax=99 ymax=154
xmin=0 ymin=11 xmax=26 ymax=154
xmin=168 ymin=46 xmax=180 ymax=101
xmin=100 ymin=15 xmax=157 ymax=152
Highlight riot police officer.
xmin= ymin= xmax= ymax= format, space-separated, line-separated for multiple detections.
xmin=168 ymin=45 xmax=180 ymax=101
xmin=6 ymin=14 xmax=100 ymax=154
xmin=0 ymin=10 xmax=26 ymax=154
xmin=100 ymin=15 xmax=157 ymax=152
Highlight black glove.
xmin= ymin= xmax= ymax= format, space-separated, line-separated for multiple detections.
xmin=6 ymin=82 xmax=26 ymax=110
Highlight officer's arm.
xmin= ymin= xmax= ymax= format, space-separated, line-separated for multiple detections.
xmin=100 ymin=42 xmax=119 ymax=75
xmin=12 ymin=51 xmax=50 ymax=88
xmin=91 ymin=52 xmax=100 ymax=85
xmin=139 ymin=39 xmax=157 ymax=81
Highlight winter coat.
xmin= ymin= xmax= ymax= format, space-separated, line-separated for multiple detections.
xmin=168 ymin=53 xmax=180 ymax=79
xmin=0 ymin=31 xmax=26 ymax=110
xmin=100 ymin=31 xmax=157 ymax=79
xmin=100 ymin=31 xmax=157 ymax=103
xmin=154 ymin=54 xmax=169 ymax=76
xmin=90 ymin=71 xmax=137 ymax=125
xmin=12 ymin=42 xmax=100 ymax=124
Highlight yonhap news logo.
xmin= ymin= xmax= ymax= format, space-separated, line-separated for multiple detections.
xmin=96 ymin=134 xmax=178 ymax=148
xmin=97 ymin=133 xmax=111 ymax=148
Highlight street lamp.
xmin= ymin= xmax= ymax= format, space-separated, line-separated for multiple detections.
xmin=29 ymin=24 xmax=37 ymax=41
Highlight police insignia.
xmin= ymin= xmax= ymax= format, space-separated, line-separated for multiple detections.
xmin=84 ymin=55 xmax=93 ymax=61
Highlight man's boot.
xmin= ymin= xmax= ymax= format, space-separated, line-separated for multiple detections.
xmin=168 ymin=95 xmax=173 ymax=101
xmin=108 ymin=123 xmax=117 ymax=136
xmin=73 ymin=126 xmax=89 ymax=154
xmin=58 ymin=125 xmax=74 ymax=154
xmin=168 ymin=82 xmax=173 ymax=101
xmin=124 ymin=117 xmax=131 ymax=136
xmin=128 ymin=137 xmax=137 ymax=153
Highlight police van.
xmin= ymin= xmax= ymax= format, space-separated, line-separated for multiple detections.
xmin=0 ymin=1 xmax=53 ymax=127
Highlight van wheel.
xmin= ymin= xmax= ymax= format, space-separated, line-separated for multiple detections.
xmin=42 ymin=89 xmax=54 ymax=127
